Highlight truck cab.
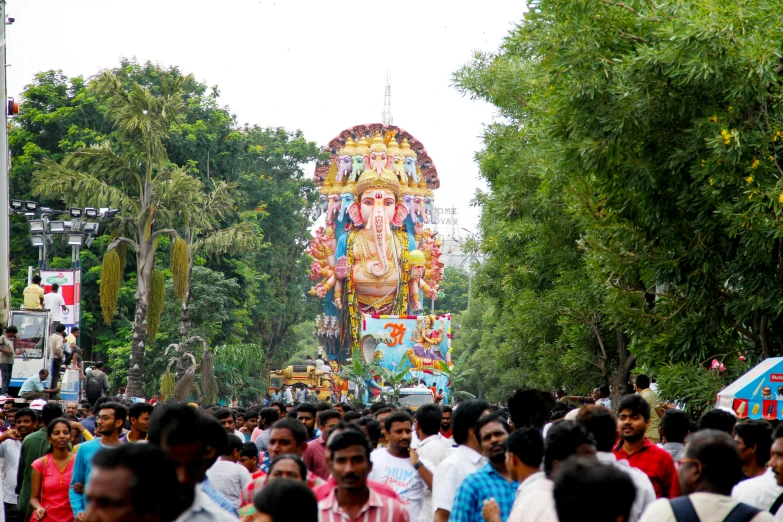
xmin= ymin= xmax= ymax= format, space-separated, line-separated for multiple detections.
xmin=8 ymin=310 xmax=50 ymax=393
xmin=397 ymin=387 xmax=435 ymax=411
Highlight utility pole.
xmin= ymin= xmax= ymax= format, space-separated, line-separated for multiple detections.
xmin=0 ymin=0 xmax=10 ymax=327
xmin=382 ymin=71 xmax=393 ymax=125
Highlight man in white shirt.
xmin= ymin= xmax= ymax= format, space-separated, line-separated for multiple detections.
xmin=0 ymin=407 xmax=35 ymax=522
xmin=431 ymin=399 xmax=488 ymax=522
xmin=369 ymin=411 xmax=429 ymax=522
xmin=576 ymin=405 xmax=656 ymax=522
xmin=508 ymin=421 xmax=597 ymax=522
xmin=763 ymin=423 xmax=783 ymax=519
xmin=641 ymin=430 xmax=773 ymax=522
xmin=43 ymin=284 xmax=67 ymax=327
xmin=412 ymin=405 xmax=451 ymax=522
xmin=206 ymin=436 xmax=251 ymax=508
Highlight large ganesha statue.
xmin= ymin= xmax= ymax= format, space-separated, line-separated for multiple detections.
xmin=308 ymin=125 xmax=444 ymax=360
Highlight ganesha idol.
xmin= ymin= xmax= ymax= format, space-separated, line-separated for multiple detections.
xmin=308 ymin=127 xmax=444 ymax=357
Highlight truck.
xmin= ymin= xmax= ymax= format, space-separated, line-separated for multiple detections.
xmin=396 ymin=387 xmax=436 ymax=411
xmin=268 ymin=364 xmax=334 ymax=401
xmin=8 ymin=309 xmax=50 ymax=393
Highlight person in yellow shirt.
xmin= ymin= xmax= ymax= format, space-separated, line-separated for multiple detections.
xmin=22 ymin=275 xmax=44 ymax=310
xmin=634 ymin=374 xmax=663 ymax=443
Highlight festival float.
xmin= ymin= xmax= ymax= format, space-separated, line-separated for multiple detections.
xmin=307 ymin=123 xmax=450 ymax=403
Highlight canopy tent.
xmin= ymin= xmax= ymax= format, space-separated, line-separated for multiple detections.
xmin=716 ymin=357 xmax=783 ymax=420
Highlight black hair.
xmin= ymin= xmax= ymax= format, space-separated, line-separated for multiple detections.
xmin=317 ymin=409 xmax=342 ymax=427
xmin=599 ymin=385 xmax=610 ymax=398
xmin=15 ymin=407 xmax=37 ymax=423
xmin=475 ymin=412 xmax=511 ymax=444
xmin=315 ymin=401 xmax=332 ymax=412
xmin=55 ymin=324 xmax=66 ymax=333
xmin=383 ymin=411 xmax=413 ymax=433
xmin=95 ymin=361 xmax=105 ymax=369
xmin=507 ymin=389 xmax=554 ymax=429
xmin=98 ymin=402 xmax=128 ymax=425
xmin=734 ymin=420 xmax=773 ymax=467
xmin=576 ymin=405 xmax=617 ymax=452
xmin=70 ymin=326 xmax=79 ymax=333
xmin=241 ymin=442 xmax=259 ymax=460
xmin=617 ymin=394 xmax=650 ymax=421
xmin=128 ymin=402 xmax=154 ymax=420
xmin=260 ymin=407 xmax=280 ymax=427
xmin=92 ymin=443 xmax=178 ymax=518
xmin=253 ymin=478 xmax=318 ymax=522
xmin=32 ymin=275 xmax=41 ymax=284
xmin=635 ymin=374 xmax=651 ymax=390
xmin=45 ymin=417 xmax=71 ymax=453
xmin=41 ymin=403 xmax=63 ymax=426
xmin=328 ymin=427 xmax=374 ymax=460
xmin=544 ymin=420 xmax=596 ymax=477
xmin=294 ymin=403 xmax=317 ymax=417
xmin=5 ymin=326 xmax=17 ymax=334
xmin=269 ymin=454 xmax=308 ymax=480
xmin=38 ymin=369 xmax=49 ymax=377
xmin=452 ymin=399 xmax=489 ymax=445
xmin=369 ymin=401 xmax=388 ymax=415
xmin=92 ymin=396 xmax=113 ymax=416
xmin=505 ymin=427 xmax=544 ymax=468
xmin=245 ymin=411 xmax=259 ymax=420
xmin=269 ymin=401 xmax=285 ymax=411
xmin=270 ymin=418 xmax=308 ymax=446
xmin=343 ymin=411 xmax=362 ymax=423
xmin=442 ymin=405 xmax=452 ymax=415
xmin=336 ymin=402 xmax=354 ymax=413
xmin=553 ymin=457 xmax=635 ymax=522
xmin=660 ymin=409 xmax=690 ymax=444
xmin=353 ymin=417 xmax=381 ymax=447
xmin=414 ymin=404 xmax=443 ymax=437
xmin=201 ymin=415 xmax=229 ymax=460
xmin=222 ymin=434 xmax=244 ymax=457
xmin=148 ymin=404 xmax=207 ymax=447
xmin=684 ymin=429 xmax=743 ymax=494
xmin=374 ymin=407 xmax=393 ymax=419
xmin=698 ymin=409 xmax=736 ymax=434
xmin=214 ymin=408 xmax=236 ymax=421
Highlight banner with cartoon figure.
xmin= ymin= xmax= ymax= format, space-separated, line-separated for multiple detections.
xmin=359 ymin=313 xmax=452 ymax=401
xmin=717 ymin=357 xmax=783 ymax=420
xmin=40 ymin=269 xmax=80 ymax=329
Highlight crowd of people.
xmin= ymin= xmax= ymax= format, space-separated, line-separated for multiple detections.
xmin=0 ymin=372 xmax=776 ymax=521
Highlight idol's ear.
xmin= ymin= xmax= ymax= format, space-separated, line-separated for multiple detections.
xmin=348 ymin=201 xmax=363 ymax=226
xmin=392 ymin=203 xmax=408 ymax=228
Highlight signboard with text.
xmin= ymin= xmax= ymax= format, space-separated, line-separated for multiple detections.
xmin=39 ymin=269 xmax=80 ymax=328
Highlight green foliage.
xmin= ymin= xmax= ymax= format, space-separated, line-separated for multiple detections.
xmin=435 ymin=267 xmax=471 ymax=315
xmin=655 ymin=361 xmax=745 ymax=418
xmin=452 ymin=0 xmax=783 ymax=402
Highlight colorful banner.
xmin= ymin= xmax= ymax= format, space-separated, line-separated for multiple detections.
xmin=39 ymin=269 xmax=80 ymax=328
xmin=717 ymin=357 xmax=783 ymax=420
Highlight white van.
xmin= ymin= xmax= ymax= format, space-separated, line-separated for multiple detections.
xmin=397 ymin=387 xmax=435 ymax=411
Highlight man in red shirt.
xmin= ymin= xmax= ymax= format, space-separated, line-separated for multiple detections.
xmin=614 ymin=394 xmax=681 ymax=499
xmin=318 ymin=427 xmax=409 ymax=522
xmin=304 ymin=409 xmax=342 ymax=480
xmin=440 ymin=406 xmax=453 ymax=441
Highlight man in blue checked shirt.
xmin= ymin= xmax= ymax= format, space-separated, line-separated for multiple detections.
xmin=450 ymin=413 xmax=518 ymax=522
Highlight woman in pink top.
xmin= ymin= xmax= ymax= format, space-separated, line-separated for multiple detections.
xmin=29 ymin=418 xmax=75 ymax=522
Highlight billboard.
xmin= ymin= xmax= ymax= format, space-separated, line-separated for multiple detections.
xmin=39 ymin=269 xmax=80 ymax=328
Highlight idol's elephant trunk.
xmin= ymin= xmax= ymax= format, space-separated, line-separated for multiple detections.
xmin=369 ymin=200 xmax=389 ymax=277
xmin=338 ymin=202 xmax=347 ymax=222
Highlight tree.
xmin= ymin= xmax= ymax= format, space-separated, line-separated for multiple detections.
xmin=454 ymin=0 xmax=783 ymax=402
xmin=434 ymin=267 xmax=471 ymax=315
xmin=32 ymin=72 xmax=201 ymax=398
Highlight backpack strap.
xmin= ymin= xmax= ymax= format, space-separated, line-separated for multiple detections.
xmin=770 ymin=492 xmax=783 ymax=515
xmin=670 ymin=497 xmax=700 ymax=522
xmin=723 ymin=502 xmax=761 ymax=522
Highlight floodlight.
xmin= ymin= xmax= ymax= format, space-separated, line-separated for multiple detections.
xmin=67 ymin=234 xmax=83 ymax=246
xmin=82 ymin=222 xmax=99 ymax=234
xmin=69 ymin=208 xmax=83 ymax=218
xmin=30 ymin=235 xmax=44 ymax=247
xmin=85 ymin=236 xmax=95 ymax=248
xmin=10 ymin=200 xmax=22 ymax=211
xmin=49 ymin=221 xmax=65 ymax=233
xmin=84 ymin=208 xmax=98 ymax=218
xmin=28 ymin=220 xmax=44 ymax=232
xmin=39 ymin=207 xmax=52 ymax=216
xmin=24 ymin=201 xmax=38 ymax=211
xmin=70 ymin=218 xmax=83 ymax=231
xmin=102 ymin=209 xmax=118 ymax=220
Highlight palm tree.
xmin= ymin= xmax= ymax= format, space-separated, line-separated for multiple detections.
xmin=32 ymin=72 xmax=203 ymax=398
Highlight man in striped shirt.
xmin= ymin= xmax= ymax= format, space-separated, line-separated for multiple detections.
xmin=319 ymin=427 xmax=409 ymax=522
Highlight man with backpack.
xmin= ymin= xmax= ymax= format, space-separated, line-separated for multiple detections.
xmin=85 ymin=361 xmax=109 ymax=405
xmin=640 ymin=430 xmax=772 ymax=522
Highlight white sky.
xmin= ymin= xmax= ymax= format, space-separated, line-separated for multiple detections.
xmin=7 ymin=0 xmax=525 ymax=235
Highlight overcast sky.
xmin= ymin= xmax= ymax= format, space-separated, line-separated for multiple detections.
xmin=7 ymin=0 xmax=524 ymax=235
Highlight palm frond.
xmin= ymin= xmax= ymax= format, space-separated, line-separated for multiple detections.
xmin=62 ymin=142 xmax=142 ymax=193
xmin=193 ymin=221 xmax=260 ymax=258
xmin=152 ymin=167 xmax=205 ymax=227
xmin=32 ymin=159 xmax=139 ymax=213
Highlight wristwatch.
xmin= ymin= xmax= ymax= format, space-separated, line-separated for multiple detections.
xmin=413 ymin=462 xmax=422 ymax=470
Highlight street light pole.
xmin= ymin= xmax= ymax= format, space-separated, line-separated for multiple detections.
xmin=0 ymin=0 xmax=10 ymax=326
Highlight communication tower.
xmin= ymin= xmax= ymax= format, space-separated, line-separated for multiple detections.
xmin=381 ymin=71 xmax=393 ymax=125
